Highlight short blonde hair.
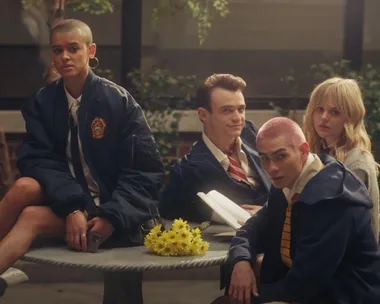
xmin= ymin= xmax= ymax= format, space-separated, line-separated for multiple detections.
xmin=51 ymin=19 xmax=93 ymax=45
xmin=304 ymin=77 xmax=373 ymax=162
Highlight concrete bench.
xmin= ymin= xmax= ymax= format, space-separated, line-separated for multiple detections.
xmin=20 ymin=224 xmax=231 ymax=304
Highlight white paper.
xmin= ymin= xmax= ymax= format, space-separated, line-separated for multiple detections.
xmin=197 ymin=190 xmax=251 ymax=230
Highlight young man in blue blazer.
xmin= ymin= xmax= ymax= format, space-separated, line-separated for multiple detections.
xmin=221 ymin=117 xmax=380 ymax=304
xmin=159 ymin=74 xmax=270 ymax=222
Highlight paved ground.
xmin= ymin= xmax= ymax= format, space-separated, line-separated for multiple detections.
xmin=2 ymin=262 xmax=224 ymax=304
xmin=4 ymin=280 xmax=222 ymax=304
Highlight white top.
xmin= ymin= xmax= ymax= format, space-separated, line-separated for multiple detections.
xmin=344 ymin=148 xmax=379 ymax=240
xmin=282 ymin=153 xmax=315 ymax=203
xmin=202 ymin=133 xmax=259 ymax=188
xmin=64 ymin=87 xmax=99 ymax=205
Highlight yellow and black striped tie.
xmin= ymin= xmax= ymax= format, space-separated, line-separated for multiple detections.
xmin=280 ymin=193 xmax=300 ymax=268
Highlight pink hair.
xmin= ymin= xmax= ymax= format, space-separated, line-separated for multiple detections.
xmin=257 ymin=117 xmax=306 ymax=148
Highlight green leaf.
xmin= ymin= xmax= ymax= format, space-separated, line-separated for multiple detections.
xmin=22 ymin=0 xmax=114 ymax=15
xmin=153 ymin=0 xmax=229 ymax=44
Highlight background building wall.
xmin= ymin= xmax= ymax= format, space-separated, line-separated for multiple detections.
xmin=1 ymin=0 xmax=380 ymax=178
xmin=5 ymin=0 xmax=380 ymax=98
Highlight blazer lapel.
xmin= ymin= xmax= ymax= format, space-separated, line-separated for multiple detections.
xmin=79 ymin=69 xmax=97 ymax=107
xmin=77 ymin=70 xmax=100 ymax=144
xmin=54 ymin=80 xmax=70 ymax=154
xmin=189 ymin=139 xmax=230 ymax=182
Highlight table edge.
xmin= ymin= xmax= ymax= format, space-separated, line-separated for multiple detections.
xmin=20 ymin=254 xmax=227 ymax=272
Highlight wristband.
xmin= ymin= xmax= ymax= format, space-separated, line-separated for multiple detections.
xmin=67 ymin=210 xmax=81 ymax=218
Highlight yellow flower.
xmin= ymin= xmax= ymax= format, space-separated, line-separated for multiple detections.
xmin=159 ymin=230 xmax=170 ymax=243
xmin=144 ymin=218 xmax=209 ymax=256
xmin=177 ymin=228 xmax=191 ymax=241
xmin=172 ymin=218 xmax=189 ymax=231
xmin=166 ymin=230 xmax=177 ymax=241
xmin=177 ymin=240 xmax=189 ymax=253
xmin=152 ymin=239 xmax=166 ymax=255
xmin=191 ymin=228 xmax=201 ymax=237
xmin=198 ymin=240 xmax=210 ymax=254
xmin=144 ymin=234 xmax=156 ymax=250
xmin=167 ymin=240 xmax=179 ymax=256
xmin=144 ymin=237 xmax=153 ymax=250
xmin=190 ymin=238 xmax=209 ymax=255
xmin=161 ymin=246 xmax=172 ymax=256
xmin=150 ymin=224 xmax=163 ymax=237
xmin=190 ymin=238 xmax=201 ymax=253
xmin=144 ymin=224 xmax=163 ymax=250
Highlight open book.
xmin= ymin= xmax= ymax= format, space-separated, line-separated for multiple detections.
xmin=197 ymin=190 xmax=251 ymax=230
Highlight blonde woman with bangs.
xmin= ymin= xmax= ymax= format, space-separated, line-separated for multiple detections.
xmin=304 ymin=77 xmax=379 ymax=240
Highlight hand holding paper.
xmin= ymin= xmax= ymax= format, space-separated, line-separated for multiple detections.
xmin=240 ymin=204 xmax=262 ymax=216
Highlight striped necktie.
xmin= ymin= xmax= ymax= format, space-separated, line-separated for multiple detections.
xmin=280 ymin=193 xmax=300 ymax=267
xmin=227 ymin=156 xmax=250 ymax=186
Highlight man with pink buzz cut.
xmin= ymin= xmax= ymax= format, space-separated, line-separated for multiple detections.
xmin=215 ymin=117 xmax=380 ymax=304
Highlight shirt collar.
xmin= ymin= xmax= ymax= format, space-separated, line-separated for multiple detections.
xmin=202 ymin=133 xmax=243 ymax=164
xmin=202 ymin=133 xmax=228 ymax=163
xmin=64 ymin=86 xmax=82 ymax=110
xmin=283 ymin=153 xmax=314 ymax=201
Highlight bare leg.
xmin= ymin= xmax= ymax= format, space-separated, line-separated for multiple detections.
xmin=0 ymin=205 xmax=65 ymax=275
xmin=0 ymin=178 xmax=44 ymax=240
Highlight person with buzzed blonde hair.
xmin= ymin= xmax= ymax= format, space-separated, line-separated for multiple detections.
xmin=0 ymin=19 xmax=164 ymax=297
xmin=215 ymin=117 xmax=380 ymax=304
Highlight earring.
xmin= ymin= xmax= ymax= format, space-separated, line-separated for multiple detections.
xmin=51 ymin=62 xmax=57 ymax=74
xmin=89 ymin=57 xmax=99 ymax=69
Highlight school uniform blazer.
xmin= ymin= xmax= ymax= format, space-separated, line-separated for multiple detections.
xmin=159 ymin=120 xmax=270 ymax=222
xmin=17 ymin=70 xmax=165 ymax=235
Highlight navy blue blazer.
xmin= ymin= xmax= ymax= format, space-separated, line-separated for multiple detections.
xmin=17 ymin=70 xmax=164 ymax=235
xmin=158 ymin=121 xmax=270 ymax=222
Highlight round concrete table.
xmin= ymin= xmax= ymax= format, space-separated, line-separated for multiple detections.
xmin=21 ymin=224 xmax=233 ymax=304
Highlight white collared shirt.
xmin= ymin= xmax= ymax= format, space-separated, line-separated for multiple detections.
xmin=65 ymin=86 xmax=99 ymax=205
xmin=282 ymin=153 xmax=320 ymax=204
xmin=202 ymin=133 xmax=259 ymax=188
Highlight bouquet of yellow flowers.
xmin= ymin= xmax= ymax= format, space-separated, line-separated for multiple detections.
xmin=144 ymin=218 xmax=210 ymax=256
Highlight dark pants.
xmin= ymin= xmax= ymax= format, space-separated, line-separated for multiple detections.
xmin=0 ymin=278 xmax=6 ymax=297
